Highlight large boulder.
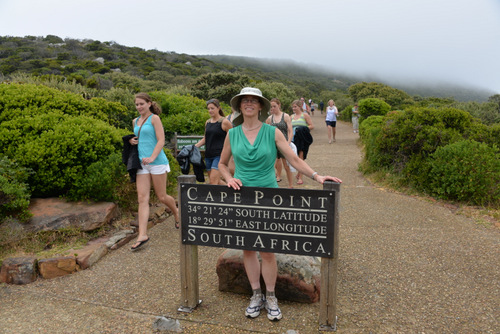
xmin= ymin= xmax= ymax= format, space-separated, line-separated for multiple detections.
xmin=216 ymin=249 xmax=322 ymax=303
xmin=0 ymin=256 xmax=38 ymax=284
xmin=25 ymin=198 xmax=118 ymax=232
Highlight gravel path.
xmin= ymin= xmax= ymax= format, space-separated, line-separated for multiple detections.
xmin=1 ymin=112 xmax=498 ymax=333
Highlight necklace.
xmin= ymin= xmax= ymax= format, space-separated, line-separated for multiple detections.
xmin=242 ymin=123 xmax=262 ymax=131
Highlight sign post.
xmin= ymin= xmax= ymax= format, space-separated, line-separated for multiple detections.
xmin=177 ymin=178 xmax=340 ymax=330
xmin=178 ymin=175 xmax=201 ymax=312
xmin=319 ymin=181 xmax=340 ymax=331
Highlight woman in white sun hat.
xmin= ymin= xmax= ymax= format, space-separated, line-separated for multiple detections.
xmin=219 ymin=87 xmax=342 ymax=321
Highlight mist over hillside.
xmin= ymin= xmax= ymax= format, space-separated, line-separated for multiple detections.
xmin=0 ymin=35 xmax=494 ymax=102
xmin=202 ymin=55 xmax=493 ymax=102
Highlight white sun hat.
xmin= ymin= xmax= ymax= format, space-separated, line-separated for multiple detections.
xmin=229 ymin=87 xmax=271 ymax=126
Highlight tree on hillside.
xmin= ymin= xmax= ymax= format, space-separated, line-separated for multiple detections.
xmin=348 ymin=82 xmax=414 ymax=109
xmin=189 ymin=71 xmax=251 ymax=103
xmin=488 ymin=94 xmax=500 ymax=110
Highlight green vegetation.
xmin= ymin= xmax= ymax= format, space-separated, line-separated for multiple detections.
xmin=424 ymin=140 xmax=499 ymax=206
xmin=359 ymin=107 xmax=499 ymax=207
xmin=0 ymin=34 xmax=499 ymax=229
xmin=0 ymin=157 xmax=33 ymax=222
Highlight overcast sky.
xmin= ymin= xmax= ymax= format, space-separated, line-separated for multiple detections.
xmin=1 ymin=0 xmax=499 ymax=94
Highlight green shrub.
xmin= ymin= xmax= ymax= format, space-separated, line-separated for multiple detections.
xmin=165 ymin=148 xmax=181 ymax=195
xmin=348 ymin=82 xmax=414 ymax=109
xmin=464 ymin=122 xmax=500 ymax=148
xmin=149 ymin=92 xmax=207 ymax=116
xmin=358 ymin=98 xmax=391 ymax=119
xmin=162 ymin=109 xmax=208 ymax=137
xmin=423 ymin=140 xmax=500 ymax=206
xmin=358 ymin=116 xmax=385 ymax=171
xmin=0 ymin=83 xmax=131 ymax=129
xmin=67 ymin=152 xmax=126 ymax=202
xmin=0 ymin=113 xmax=126 ymax=197
xmin=374 ymin=108 xmax=470 ymax=175
xmin=452 ymin=101 xmax=500 ymax=126
xmin=338 ymin=105 xmax=353 ymax=122
xmin=0 ymin=156 xmax=33 ymax=222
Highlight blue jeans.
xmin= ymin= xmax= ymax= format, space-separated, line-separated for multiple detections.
xmin=205 ymin=156 xmax=221 ymax=171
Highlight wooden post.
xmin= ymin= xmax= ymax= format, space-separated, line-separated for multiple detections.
xmin=177 ymin=175 xmax=201 ymax=312
xmin=319 ymin=181 xmax=340 ymax=331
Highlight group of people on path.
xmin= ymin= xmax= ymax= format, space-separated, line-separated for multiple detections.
xmin=125 ymin=88 xmax=342 ymax=322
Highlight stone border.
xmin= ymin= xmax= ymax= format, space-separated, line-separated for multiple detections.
xmin=0 ymin=204 xmax=172 ymax=284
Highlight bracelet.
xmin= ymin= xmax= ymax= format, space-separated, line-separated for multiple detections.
xmin=311 ymin=172 xmax=318 ymax=180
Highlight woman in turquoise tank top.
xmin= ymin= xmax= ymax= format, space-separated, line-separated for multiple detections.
xmin=219 ymin=87 xmax=342 ymax=322
xmin=128 ymin=93 xmax=179 ymax=251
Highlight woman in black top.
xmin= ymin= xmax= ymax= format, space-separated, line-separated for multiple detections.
xmin=195 ymin=99 xmax=232 ymax=184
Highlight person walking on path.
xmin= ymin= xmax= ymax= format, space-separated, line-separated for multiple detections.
xmin=195 ymin=99 xmax=232 ymax=185
xmin=352 ymin=103 xmax=360 ymax=133
xmin=291 ymin=99 xmax=314 ymax=185
xmin=219 ymin=87 xmax=341 ymax=322
xmin=325 ymin=99 xmax=339 ymax=143
xmin=309 ymin=99 xmax=315 ymax=116
xmin=129 ymin=93 xmax=180 ymax=250
xmin=300 ymin=97 xmax=310 ymax=114
xmin=266 ymin=98 xmax=294 ymax=188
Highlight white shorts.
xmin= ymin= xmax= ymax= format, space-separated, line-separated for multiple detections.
xmin=136 ymin=163 xmax=170 ymax=175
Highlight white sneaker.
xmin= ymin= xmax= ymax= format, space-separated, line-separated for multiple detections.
xmin=265 ymin=296 xmax=282 ymax=321
xmin=245 ymin=293 xmax=265 ymax=318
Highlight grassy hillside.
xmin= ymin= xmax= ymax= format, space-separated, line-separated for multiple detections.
xmin=0 ymin=35 xmax=493 ymax=102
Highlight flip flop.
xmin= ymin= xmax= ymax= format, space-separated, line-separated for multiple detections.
xmin=297 ymin=179 xmax=303 ymax=185
xmin=131 ymin=237 xmax=150 ymax=251
xmin=175 ymin=221 xmax=180 ymax=229
xmin=276 ymin=179 xmax=282 ymax=182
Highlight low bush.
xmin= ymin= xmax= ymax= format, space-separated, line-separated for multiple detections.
xmin=338 ymin=105 xmax=353 ymax=122
xmin=423 ymin=140 xmax=500 ymax=206
xmin=0 ymin=112 xmax=126 ymax=197
xmin=0 ymin=83 xmax=132 ymax=129
xmin=348 ymin=82 xmax=414 ymax=109
xmin=358 ymin=116 xmax=385 ymax=172
xmin=67 ymin=152 xmax=126 ymax=202
xmin=374 ymin=107 xmax=471 ymax=175
xmin=358 ymin=98 xmax=391 ymax=119
xmin=0 ymin=156 xmax=33 ymax=222
xmin=149 ymin=92 xmax=208 ymax=116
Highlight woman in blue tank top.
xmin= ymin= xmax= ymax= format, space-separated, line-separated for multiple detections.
xmin=218 ymin=87 xmax=342 ymax=322
xmin=129 ymin=93 xmax=179 ymax=251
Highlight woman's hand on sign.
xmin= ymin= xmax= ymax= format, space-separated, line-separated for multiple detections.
xmin=227 ymin=177 xmax=242 ymax=190
xmin=316 ymin=175 xmax=342 ymax=184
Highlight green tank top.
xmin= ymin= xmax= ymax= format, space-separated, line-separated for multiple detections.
xmin=292 ymin=114 xmax=308 ymax=128
xmin=229 ymin=124 xmax=278 ymax=188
